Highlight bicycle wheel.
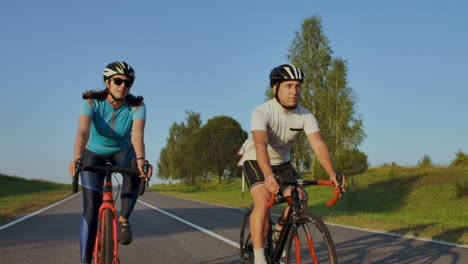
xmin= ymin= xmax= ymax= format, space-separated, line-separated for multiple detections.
xmin=95 ymin=208 xmax=115 ymax=264
xmin=239 ymin=206 xmax=254 ymax=264
xmin=284 ymin=211 xmax=337 ymax=264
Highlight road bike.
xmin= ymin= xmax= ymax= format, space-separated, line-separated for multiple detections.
xmin=73 ymin=159 xmax=150 ymax=264
xmin=239 ymin=174 xmax=343 ymax=264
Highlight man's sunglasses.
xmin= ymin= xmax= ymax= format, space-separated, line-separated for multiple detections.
xmin=112 ymin=78 xmax=133 ymax=87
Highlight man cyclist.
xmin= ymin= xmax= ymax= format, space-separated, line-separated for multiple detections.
xmin=67 ymin=61 xmax=153 ymax=264
xmin=239 ymin=64 xmax=345 ymax=264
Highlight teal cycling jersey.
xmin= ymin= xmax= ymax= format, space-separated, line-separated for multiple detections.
xmin=80 ymin=98 xmax=146 ymax=155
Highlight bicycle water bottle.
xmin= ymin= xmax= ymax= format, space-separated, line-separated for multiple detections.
xmin=272 ymin=217 xmax=286 ymax=242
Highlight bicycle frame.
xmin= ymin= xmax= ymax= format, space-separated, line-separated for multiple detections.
xmin=269 ymin=184 xmax=303 ymax=262
xmin=93 ymin=164 xmax=119 ymax=264
xmin=266 ymin=177 xmax=342 ymax=264
xmin=73 ymin=158 xmax=149 ymax=264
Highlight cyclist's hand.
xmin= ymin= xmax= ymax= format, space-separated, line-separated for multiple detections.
xmin=67 ymin=160 xmax=81 ymax=178
xmin=265 ymin=173 xmax=280 ymax=194
xmin=137 ymin=159 xmax=153 ymax=180
xmin=146 ymin=163 xmax=153 ymax=180
xmin=137 ymin=159 xmax=145 ymax=177
xmin=330 ymin=172 xmax=345 ymax=192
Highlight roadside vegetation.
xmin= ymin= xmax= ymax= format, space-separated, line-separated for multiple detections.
xmin=151 ymin=162 xmax=468 ymax=246
xmin=1 ymin=152 xmax=467 ymax=247
xmin=0 ymin=173 xmax=71 ymax=225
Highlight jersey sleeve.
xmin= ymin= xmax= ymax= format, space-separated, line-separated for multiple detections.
xmin=132 ymin=102 xmax=146 ymax=120
xmin=79 ymin=99 xmax=94 ymax=117
xmin=250 ymin=107 xmax=268 ymax=131
xmin=303 ymin=112 xmax=320 ymax=135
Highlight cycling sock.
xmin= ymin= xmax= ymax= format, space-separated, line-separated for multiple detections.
xmin=254 ymin=248 xmax=267 ymax=264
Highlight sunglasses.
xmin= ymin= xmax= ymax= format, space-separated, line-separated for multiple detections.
xmin=112 ymin=78 xmax=133 ymax=87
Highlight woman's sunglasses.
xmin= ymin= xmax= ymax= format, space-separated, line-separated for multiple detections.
xmin=112 ymin=78 xmax=133 ymax=87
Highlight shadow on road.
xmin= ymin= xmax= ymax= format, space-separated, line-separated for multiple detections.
xmin=334 ymin=230 xmax=465 ymax=263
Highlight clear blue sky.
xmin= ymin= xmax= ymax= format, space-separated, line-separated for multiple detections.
xmin=1 ymin=0 xmax=467 ymax=183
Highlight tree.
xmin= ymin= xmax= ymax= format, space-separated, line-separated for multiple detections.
xmin=417 ymin=154 xmax=433 ymax=168
xmin=267 ymin=15 xmax=367 ymax=178
xmin=156 ymin=122 xmax=182 ymax=181
xmin=156 ymin=111 xmax=202 ymax=184
xmin=192 ymin=116 xmax=247 ymax=181
xmin=451 ymin=151 xmax=468 ymax=167
xmin=334 ymin=148 xmax=368 ymax=176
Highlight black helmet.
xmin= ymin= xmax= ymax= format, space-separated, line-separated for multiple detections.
xmin=269 ymin=64 xmax=304 ymax=87
xmin=103 ymin=61 xmax=135 ymax=81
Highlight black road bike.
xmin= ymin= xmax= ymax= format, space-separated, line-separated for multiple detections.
xmin=240 ymin=174 xmax=343 ymax=264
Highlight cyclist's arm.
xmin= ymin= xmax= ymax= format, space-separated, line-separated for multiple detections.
xmin=252 ymin=130 xmax=279 ymax=194
xmin=74 ymin=114 xmax=91 ymax=160
xmin=131 ymin=119 xmax=148 ymax=177
xmin=68 ymin=114 xmax=91 ymax=177
xmin=307 ymin=131 xmax=340 ymax=188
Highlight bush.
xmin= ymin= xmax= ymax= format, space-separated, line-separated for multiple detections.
xmin=311 ymin=148 xmax=369 ymax=179
xmin=451 ymin=151 xmax=468 ymax=167
xmin=454 ymin=178 xmax=468 ymax=198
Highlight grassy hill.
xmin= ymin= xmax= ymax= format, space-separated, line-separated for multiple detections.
xmin=151 ymin=165 xmax=468 ymax=246
xmin=0 ymin=173 xmax=71 ymax=225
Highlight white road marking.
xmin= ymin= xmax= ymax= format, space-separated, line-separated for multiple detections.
xmin=147 ymin=193 xmax=468 ymax=249
xmin=0 ymin=192 xmax=81 ymax=231
xmin=137 ymin=199 xmax=240 ymax=248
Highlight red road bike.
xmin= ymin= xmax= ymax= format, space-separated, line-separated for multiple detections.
xmin=73 ymin=159 xmax=149 ymax=264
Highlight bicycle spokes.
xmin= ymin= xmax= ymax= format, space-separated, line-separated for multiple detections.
xmin=286 ymin=221 xmax=336 ymax=264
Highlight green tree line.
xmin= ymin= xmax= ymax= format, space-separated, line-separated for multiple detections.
xmin=157 ymin=111 xmax=247 ymax=185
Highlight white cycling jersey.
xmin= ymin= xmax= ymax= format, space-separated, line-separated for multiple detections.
xmin=239 ymin=99 xmax=320 ymax=165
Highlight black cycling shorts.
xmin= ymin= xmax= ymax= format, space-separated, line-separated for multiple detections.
xmin=243 ymin=160 xmax=304 ymax=196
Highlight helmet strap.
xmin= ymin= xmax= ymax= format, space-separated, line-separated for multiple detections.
xmin=274 ymin=85 xmax=297 ymax=111
xmin=107 ymin=88 xmax=124 ymax=103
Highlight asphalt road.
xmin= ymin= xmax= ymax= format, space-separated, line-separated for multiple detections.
xmin=0 ymin=191 xmax=466 ymax=263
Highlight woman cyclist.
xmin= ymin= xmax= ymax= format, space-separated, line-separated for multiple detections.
xmin=67 ymin=61 xmax=153 ymax=264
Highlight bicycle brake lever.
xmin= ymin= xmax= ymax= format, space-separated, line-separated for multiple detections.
xmin=143 ymin=160 xmax=150 ymax=186
xmin=336 ymin=172 xmax=344 ymax=200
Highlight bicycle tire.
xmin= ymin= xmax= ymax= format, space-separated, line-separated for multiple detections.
xmin=239 ymin=206 xmax=254 ymax=264
xmin=284 ymin=211 xmax=337 ymax=264
xmin=96 ymin=208 xmax=115 ymax=264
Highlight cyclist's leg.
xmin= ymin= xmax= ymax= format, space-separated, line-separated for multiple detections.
xmin=250 ymin=185 xmax=271 ymax=247
xmin=243 ymin=160 xmax=271 ymax=264
xmin=80 ymin=150 xmax=107 ymax=264
xmin=276 ymin=163 xmax=309 ymax=215
xmin=113 ymin=147 xmax=141 ymax=220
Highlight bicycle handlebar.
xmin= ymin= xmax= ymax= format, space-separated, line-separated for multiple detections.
xmin=138 ymin=160 xmax=149 ymax=196
xmin=72 ymin=159 xmax=151 ymax=195
xmin=82 ymin=165 xmax=141 ymax=174
xmin=265 ymin=174 xmax=343 ymax=208
xmin=72 ymin=159 xmax=82 ymax=194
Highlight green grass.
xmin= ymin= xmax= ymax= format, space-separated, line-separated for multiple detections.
xmin=0 ymin=173 xmax=71 ymax=225
xmin=151 ymin=165 xmax=468 ymax=246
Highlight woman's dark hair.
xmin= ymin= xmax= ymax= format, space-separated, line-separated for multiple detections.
xmin=82 ymin=89 xmax=144 ymax=106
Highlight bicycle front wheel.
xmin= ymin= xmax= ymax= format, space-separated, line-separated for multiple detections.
xmin=95 ymin=208 xmax=115 ymax=264
xmin=285 ymin=211 xmax=337 ymax=264
xmin=239 ymin=206 xmax=254 ymax=264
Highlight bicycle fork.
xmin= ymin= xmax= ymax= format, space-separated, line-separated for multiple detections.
xmin=93 ymin=181 xmax=119 ymax=264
